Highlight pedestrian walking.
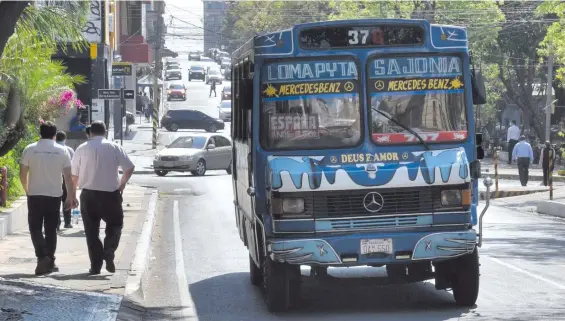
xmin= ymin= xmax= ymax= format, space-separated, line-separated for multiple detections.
xmin=512 ymin=135 xmax=534 ymax=186
xmin=71 ymin=121 xmax=135 ymax=275
xmin=19 ymin=121 xmax=75 ymax=275
xmin=149 ymin=87 xmax=154 ymax=100
xmin=56 ymin=130 xmax=75 ymax=230
xmin=540 ymin=141 xmax=556 ymax=186
xmin=85 ymin=125 xmax=91 ymax=140
xmin=209 ymin=80 xmax=216 ymax=97
xmin=507 ymin=120 xmax=520 ymax=164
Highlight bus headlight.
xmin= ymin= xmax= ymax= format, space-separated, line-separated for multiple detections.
xmin=282 ymin=198 xmax=305 ymax=214
xmin=441 ymin=190 xmax=462 ymax=206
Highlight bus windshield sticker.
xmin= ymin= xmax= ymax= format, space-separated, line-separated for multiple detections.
xmin=269 ymin=114 xmax=320 ymax=140
xmin=368 ymin=56 xmax=467 ymax=145
xmin=261 ymin=59 xmax=361 ymax=149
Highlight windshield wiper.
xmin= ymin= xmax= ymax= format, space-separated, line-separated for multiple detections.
xmin=371 ymin=107 xmax=430 ymax=150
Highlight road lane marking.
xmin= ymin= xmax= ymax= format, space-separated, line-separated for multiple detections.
xmin=173 ymin=200 xmax=196 ymax=318
xmin=487 ymin=256 xmax=565 ymax=290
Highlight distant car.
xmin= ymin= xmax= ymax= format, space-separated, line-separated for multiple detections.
xmin=221 ymin=83 xmax=231 ymax=100
xmin=188 ymin=52 xmax=200 ymax=61
xmin=224 ymin=68 xmax=232 ymax=80
xmin=220 ymin=58 xmax=230 ymax=69
xmin=218 ymin=100 xmax=231 ymax=122
xmin=160 ymin=109 xmax=225 ymax=132
xmin=167 ymin=83 xmax=186 ymax=101
xmin=205 ymin=68 xmax=222 ymax=84
xmin=165 ymin=69 xmax=182 ymax=80
xmin=188 ymin=65 xmax=205 ymax=81
xmin=165 ymin=63 xmax=180 ymax=70
xmin=153 ymin=134 xmax=232 ymax=177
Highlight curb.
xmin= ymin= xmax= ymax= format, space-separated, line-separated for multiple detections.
xmin=124 ymin=190 xmax=158 ymax=301
xmin=537 ymin=200 xmax=565 ymax=218
xmin=0 ymin=197 xmax=28 ymax=240
xmin=482 ymin=172 xmax=565 ymax=182
xmin=479 ymin=189 xmax=548 ymax=200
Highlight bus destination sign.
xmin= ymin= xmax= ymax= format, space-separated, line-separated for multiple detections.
xmin=299 ymin=25 xmax=424 ymax=49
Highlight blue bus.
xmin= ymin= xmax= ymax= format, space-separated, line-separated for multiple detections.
xmin=230 ymin=19 xmax=491 ymax=312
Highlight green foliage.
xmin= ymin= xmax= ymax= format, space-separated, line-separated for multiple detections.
xmin=0 ymin=124 xmax=39 ymax=204
xmin=221 ymin=1 xmax=331 ymax=53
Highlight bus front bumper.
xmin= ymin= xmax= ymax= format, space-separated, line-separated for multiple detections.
xmin=267 ymin=230 xmax=476 ymax=266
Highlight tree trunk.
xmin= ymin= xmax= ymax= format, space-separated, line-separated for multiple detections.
xmin=0 ymin=1 xmax=30 ymax=58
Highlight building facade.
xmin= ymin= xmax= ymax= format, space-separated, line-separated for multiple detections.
xmin=203 ymin=0 xmax=228 ymax=53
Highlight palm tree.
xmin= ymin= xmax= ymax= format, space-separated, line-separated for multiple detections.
xmin=0 ymin=1 xmax=88 ymax=156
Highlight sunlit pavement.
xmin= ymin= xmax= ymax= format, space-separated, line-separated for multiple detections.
xmin=130 ymin=61 xmax=565 ymax=320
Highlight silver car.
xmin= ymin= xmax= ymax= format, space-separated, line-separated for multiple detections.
xmin=205 ymin=68 xmax=223 ymax=84
xmin=153 ymin=134 xmax=232 ymax=177
xmin=218 ymin=100 xmax=231 ymax=122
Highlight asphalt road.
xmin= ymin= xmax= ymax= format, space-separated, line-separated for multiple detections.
xmin=132 ymin=68 xmax=565 ymax=320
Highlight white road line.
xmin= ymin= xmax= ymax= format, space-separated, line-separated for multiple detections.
xmin=173 ymin=200 xmax=196 ymax=318
xmin=487 ymin=256 xmax=565 ymax=290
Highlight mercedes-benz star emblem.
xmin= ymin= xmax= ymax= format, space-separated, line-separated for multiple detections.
xmin=363 ymin=192 xmax=384 ymax=212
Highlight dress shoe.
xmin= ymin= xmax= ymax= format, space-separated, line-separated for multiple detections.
xmin=105 ymin=259 xmax=116 ymax=273
xmin=35 ymin=257 xmax=53 ymax=275
xmin=89 ymin=268 xmax=101 ymax=275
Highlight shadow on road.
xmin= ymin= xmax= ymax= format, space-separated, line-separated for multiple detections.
xmin=187 ymin=272 xmax=471 ymax=321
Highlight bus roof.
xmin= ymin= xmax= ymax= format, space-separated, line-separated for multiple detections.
xmin=232 ymin=18 xmax=468 ymax=60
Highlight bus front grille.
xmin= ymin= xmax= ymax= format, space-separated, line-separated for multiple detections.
xmin=306 ymin=187 xmax=440 ymax=217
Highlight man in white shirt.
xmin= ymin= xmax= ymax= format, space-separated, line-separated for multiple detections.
xmin=71 ymin=121 xmax=135 ymax=275
xmin=19 ymin=121 xmax=75 ymax=275
xmin=507 ymin=120 xmax=521 ymax=164
xmin=56 ymin=130 xmax=75 ymax=230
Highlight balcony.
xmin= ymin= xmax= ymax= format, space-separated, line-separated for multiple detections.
xmin=119 ymin=35 xmax=152 ymax=64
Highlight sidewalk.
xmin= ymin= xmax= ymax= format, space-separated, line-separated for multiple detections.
xmin=481 ymin=157 xmax=565 ymax=182
xmin=0 ymin=184 xmax=157 ymax=321
xmin=115 ymin=119 xmax=162 ymax=175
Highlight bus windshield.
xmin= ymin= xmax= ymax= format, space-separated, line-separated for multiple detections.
xmin=260 ymin=58 xmax=361 ymax=149
xmin=368 ymin=55 xmax=467 ymax=145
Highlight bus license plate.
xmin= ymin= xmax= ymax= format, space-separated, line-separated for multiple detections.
xmin=360 ymin=238 xmax=393 ymax=255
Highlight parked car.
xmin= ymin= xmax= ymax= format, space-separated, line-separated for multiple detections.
xmin=160 ymin=109 xmax=225 ymax=132
xmin=218 ymin=100 xmax=231 ymax=122
xmin=188 ymin=52 xmax=200 ymax=61
xmin=224 ymin=67 xmax=232 ymax=80
xmin=221 ymin=83 xmax=231 ymax=100
xmin=153 ymin=134 xmax=232 ymax=177
xmin=205 ymin=68 xmax=222 ymax=84
xmin=167 ymin=83 xmax=186 ymax=101
xmin=188 ymin=65 xmax=205 ymax=81
xmin=165 ymin=68 xmax=182 ymax=80
xmin=165 ymin=62 xmax=180 ymax=70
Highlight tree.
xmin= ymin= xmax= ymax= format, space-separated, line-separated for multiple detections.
xmin=221 ymin=1 xmax=332 ymax=53
xmin=0 ymin=1 xmax=88 ymax=157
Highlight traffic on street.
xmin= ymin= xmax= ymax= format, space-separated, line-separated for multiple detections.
xmin=3 ymin=1 xmax=565 ymax=321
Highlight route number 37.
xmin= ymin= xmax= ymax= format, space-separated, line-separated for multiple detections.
xmin=348 ymin=29 xmax=385 ymax=45
xmin=348 ymin=30 xmax=369 ymax=45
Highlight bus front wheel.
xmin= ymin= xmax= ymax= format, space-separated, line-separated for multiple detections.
xmin=451 ymin=249 xmax=480 ymax=307
xmin=262 ymin=256 xmax=300 ymax=312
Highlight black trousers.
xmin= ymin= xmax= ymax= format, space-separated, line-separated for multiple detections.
xmin=209 ymin=87 xmax=216 ymax=97
xmin=58 ymin=179 xmax=71 ymax=227
xmin=80 ymin=189 xmax=124 ymax=269
xmin=543 ymin=166 xmax=554 ymax=186
xmin=508 ymin=139 xmax=518 ymax=164
xmin=28 ymin=195 xmax=61 ymax=259
xmin=517 ymin=157 xmax=530 ymax=186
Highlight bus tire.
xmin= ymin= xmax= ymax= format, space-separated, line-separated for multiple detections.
xmin=262 ymin=256 xmax=300 ymax=312
xmin=249 ymin=255 xmax=262 ymax=286
xmin=451 ymin=249 xmax=480 ymax=307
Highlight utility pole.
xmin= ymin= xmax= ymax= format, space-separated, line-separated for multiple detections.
xmin=546 ymin=47 xmax=554 ymax=143
xmin=152 ymin=0 xmax=163 ymax=149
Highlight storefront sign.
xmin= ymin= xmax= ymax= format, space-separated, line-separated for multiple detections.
xmin=112 ymin=63 xmax=132 ymax=76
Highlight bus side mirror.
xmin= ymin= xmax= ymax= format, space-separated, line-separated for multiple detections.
xmin=470 ymin=160 xmax=481 ymax=179
xmin=476 ymin=133 xmax=484 ymax=160
xmin=471 ymin=69 xmax=487 ymax=105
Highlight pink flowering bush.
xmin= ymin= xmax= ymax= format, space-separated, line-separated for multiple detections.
xmin=41 ymin=89 xmax=85 ymax=116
